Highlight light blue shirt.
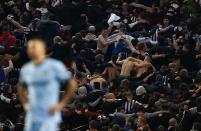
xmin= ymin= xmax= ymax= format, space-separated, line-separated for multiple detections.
xmin=20 ymin=58 xmax=71 ymax=122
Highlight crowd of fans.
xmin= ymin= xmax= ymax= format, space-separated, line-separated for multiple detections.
xmin=0 ymin=0 xmax=201 ymax=131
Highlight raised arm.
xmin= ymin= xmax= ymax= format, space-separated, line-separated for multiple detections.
xmin=134 ymin=61 xmax=151 ymax=68
xmin=129 ymin=2 xmax=150 ymax=10
xmin=121 ymin=36 xmax=140 ymax=54
xmin=158 ymin=25 xmax=174 ymax=33
xmin=7 ymin=17 xmax=25 ymax=31
xmin=151 ymin=54 xmax=166 ymax=59
xmin=127 ymin=57 xmax=142 ymax=63
xmin=195 ymin=34 xmax=200 ymax=51
xmin=116 ymin=53 xmax=125 ymax=65
xmin=172 ymin=34 xmax=179 ymax=51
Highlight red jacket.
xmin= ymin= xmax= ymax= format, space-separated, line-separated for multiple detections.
xmin=0 ymin=31 xmax=16 ymax=49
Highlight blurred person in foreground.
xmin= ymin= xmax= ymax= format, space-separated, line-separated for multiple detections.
xmin=17 ymin=38 xmax=77 ymax=131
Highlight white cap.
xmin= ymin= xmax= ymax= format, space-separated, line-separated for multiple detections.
xmin=88 ymin=26 xmax=96 ymax=32
xmin=136 ymin=86 xmax=146 ymax=96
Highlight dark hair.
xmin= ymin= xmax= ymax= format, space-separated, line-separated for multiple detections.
xmin=162 ymin=104 xmax=169 ymax=110
xmin=29 ymin=2 xmax=38 ymax=9
xmin=131 ymin=38 xmax=138 ymax=46
xmin=89 ymin=120 xmax=98 ymax=130
xmin=125 ymin=91 xmax=133 ymax=98
xmin=75 ymin=72 xmax=83 ymax=79
xmin=195 ymin=76 xmax=201 ymax=84
xmin=192 ymin=122 xmax=201 ymax=130
xmin=14 ymin=123 xmax=24 ymax=131
xmin=138 ymin=43 xmax=146 ymax=51
xmin=2 ymin=24 xmax=9 ymax=31
xmin=183 ymin=44 xmax=192 ymax=51
xmin=28 ymin=38 xmax=47 ymax=46
xmin=112 ymin=124 xmax=120 ymax=131
xmin=157 ymin=125 xmax=167 ymax=131
xmin=94 ymin=82 xmax=100 ymax=89
xmin=132 ymin=52 xmax=139 ymax=58
xmin=130 ymin=69 xmax=137 ymax=77
xmin=3 ymin=126 xmax=10 ymax=131
xmin=102 ymin=81 xmax=108 ymax=88
xmin=75 ymin=103 xmax=83 ymax=110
